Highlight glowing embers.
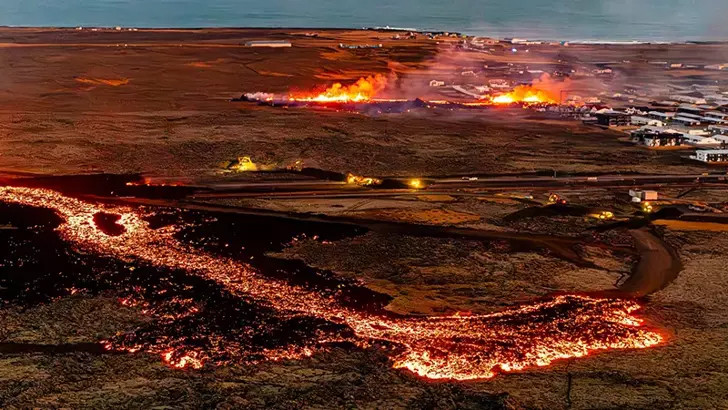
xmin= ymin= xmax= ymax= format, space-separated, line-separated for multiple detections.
xmin=0 ymin=187 xmax=663 ymax=379
xmin=357 ymin=295 xmax=661 ymax=380
xmin=163 ymin=349 xmax=205 ymax=369
xmin=289 ymin=75 xmax=388 ymax=103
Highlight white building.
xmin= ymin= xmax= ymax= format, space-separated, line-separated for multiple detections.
xmin=682 ymin=134 xmax=721 ymax=145
xmin=639 ymin=125 xmax=680 ymax=134
xmin=631 ymin=116 xmax=664 ymax=127
xmin=691 ymin=149 xmax=728 ymax=163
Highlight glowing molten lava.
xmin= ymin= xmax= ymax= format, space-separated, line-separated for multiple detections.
xmin=492 ymin=85 xmax=557 ymax=105
xmin=289 ymin=75 xmax=388 ymax=103
xmin=346 ymin=173 xmax=381 ymax=186
xmin=0 ymin=186 xmax=663 ymax=379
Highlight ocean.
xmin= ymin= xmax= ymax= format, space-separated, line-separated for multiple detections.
xmin=2 ymin=0 xmax=727 ymax=42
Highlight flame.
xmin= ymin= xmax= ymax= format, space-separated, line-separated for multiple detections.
xmin=230 ymin=156 xmax=258 ymax=172
xmin=492 ymin=85 xmax=557 ymax=105
xmin=0 ymin=186 xmax=664 ymax=381
xmin=408 ymin=178 xmax=423 ymax=189
xmin=290 ymin=75 xmax=388 ymax=103
xmin=346 ymin=173 xmax=381 ymax=186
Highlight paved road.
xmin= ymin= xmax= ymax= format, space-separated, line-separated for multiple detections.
xmin=618 ymin=228 xmax=683 ymax=297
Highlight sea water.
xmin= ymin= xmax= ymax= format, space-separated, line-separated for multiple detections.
xmin=2 ymin=0 xmax=727 ymax=42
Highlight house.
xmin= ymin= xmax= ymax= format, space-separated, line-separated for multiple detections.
xmin=704 ymin=111 xmax=728 ymax=122
xmin=631 ymin=131 xmax=684 ymax=147
xmin=631 ymin=116 xmax=664 ymax=127
xmin=673 ymin=116 xmax=702 ymax=126
xmin=708 ymin=125 xmax=728 ymax=135
xmin=595 ymin=111 xmax=630 ymax=127
xmin=677 ymin=104 xmax=704 ymax=116
xmin=677 ymin=112 xmax=704 ymax=120
xmin=682 ymin=134 xmax=721 ymax=145
xmin=631 ymin=127 xmax=684 ymax=147
xmin=691 ymin=149 xmax=728 ymax=163
xmin=649 ymin=111 xmax=675 ymax=121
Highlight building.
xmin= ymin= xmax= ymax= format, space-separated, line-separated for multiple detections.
xmin=649 ymin=111 xmax=675 ymax=121
xmin=708 ymin=125 xmax=728 ymax=135
xmin=682 ymin=134 xmax=721 ymax=145
xmin=338 ymin=43 xmax=383 ymax=49
xmin=631 ymin=116 xmax=664 ymax=127
xmin=631 ymin=128 xmax=684 ymax=147
xmin=673 ymin=116 xmax=702 ymax=126
xmin=677 ymin=104 xmax=704 ymax=116
xmin=429 ymin=80 xmax=445 ymax=87
xmin=629 ymin=190 xmax=658 ymax=201
xmin=691 ymin=149 xmax=728 ymax=163
xmin=245 ymin=41 xmax=292 ymax=48
xmin=595 ymin=111 xmax=630 ymax=127
xmin=704 ymin=111 xmax=728 ymax=123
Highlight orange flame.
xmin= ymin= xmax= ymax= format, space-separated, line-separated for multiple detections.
xmin=492 ymin=84 xmax=557 ymax=104
xmin=290 ymin=75 xmax=388 ymax=103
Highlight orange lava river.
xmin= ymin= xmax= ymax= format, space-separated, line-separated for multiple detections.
xmin=0 ymin=186 xmax=663 ymax=380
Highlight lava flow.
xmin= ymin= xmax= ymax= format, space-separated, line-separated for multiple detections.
xmin=0 ymin=186 xmax=663 ymax=380
xmin=289 ymin=74 xmax=389 ymax=103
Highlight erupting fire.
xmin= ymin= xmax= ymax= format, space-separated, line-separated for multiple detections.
xmin=492 ymin=85 xmax=557 ymax=105
xmin=0 ymin=186 xmax=664 ymax=379
xmin=289 ymin=74 xmax=388 ymax=103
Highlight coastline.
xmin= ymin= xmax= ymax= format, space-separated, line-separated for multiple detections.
xmin=0 ymin=25 xmax=726 ymax=45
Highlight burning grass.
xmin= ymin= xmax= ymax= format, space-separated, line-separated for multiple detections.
xmin=240 ymin=72 xmax=563 ymax=110
xmin=491 ymin=84 xmax=557 ymax=105
xmin=0 ymin=186 xmax=663 ymax=380
xmin=289 ymin=74 xmax=389 ymax=103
